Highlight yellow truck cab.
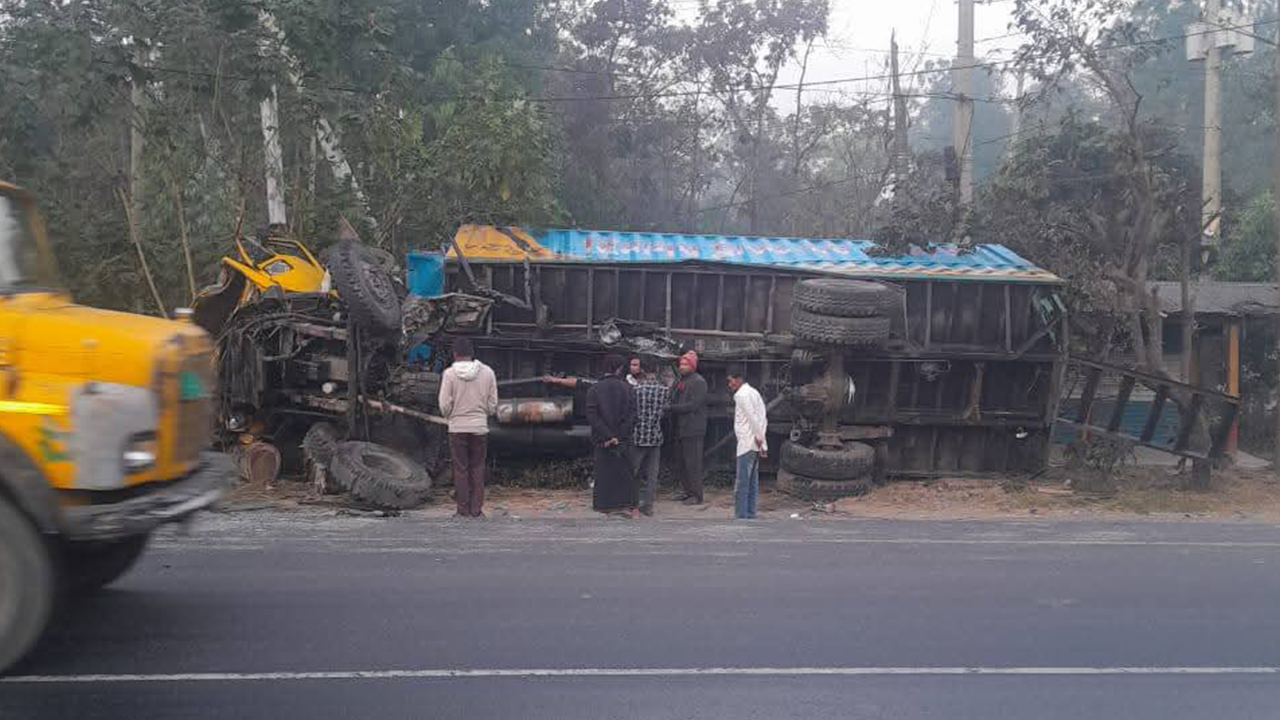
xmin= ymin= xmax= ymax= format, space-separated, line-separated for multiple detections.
xmin=0 ymin=182 xmax=234 ymax=673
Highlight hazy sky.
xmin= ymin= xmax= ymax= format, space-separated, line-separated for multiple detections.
xmin=674 ymin=0 xmax=1027 ymax=97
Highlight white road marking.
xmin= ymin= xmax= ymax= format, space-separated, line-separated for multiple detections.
xmin=148 ymin=538 xmax=1280 ymax=553
xmin=5 ymin=667 xmax=1279 ymax=684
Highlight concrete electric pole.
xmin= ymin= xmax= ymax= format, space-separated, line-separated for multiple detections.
xmin=1273 ymin=20 xmax=1280 ymax=469
xmin=1201 ymin=0 xmax=1223 ymax=245
xmin=1187 ymin=1 xmax=1255 ymax=244
xmin=953 ymin=0 xmax=975 ymax=204
xmin=890 ymin=31 xmax=910 ymax=183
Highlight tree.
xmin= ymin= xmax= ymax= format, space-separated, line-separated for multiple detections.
xmin=1009 ymin=0 xmax=1204 ymax=372
xmin=980 ymin=114 xmax=1200 ymax=349
xmin=554 ymin=0 xmax=697 ymax=231
xmin=691 ymin=0 xmax=828 ymax=234
xmin=0 ymin=0 xmax=567 ymax=310
xmin=1216 ymin=191 xmax=1276 ymax=282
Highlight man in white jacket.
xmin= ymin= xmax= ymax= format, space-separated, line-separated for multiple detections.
xmin=438 ymin=337 xmax=499 ymax=518
xmin=727 ymin=371 xmax=768 ymax=520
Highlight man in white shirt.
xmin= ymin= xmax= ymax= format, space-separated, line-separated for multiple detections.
xmin=727 ymin=371 xmax=768 ymax=519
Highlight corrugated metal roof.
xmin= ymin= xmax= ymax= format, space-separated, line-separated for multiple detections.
xmin=449 ymin=225 xmax=1061 ymax=284
xmin=1150 ymin=281 xmax=1280 ymax=317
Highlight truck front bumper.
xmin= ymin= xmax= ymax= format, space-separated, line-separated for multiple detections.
xmin=60 ymin=452 xmax=237 ymax=541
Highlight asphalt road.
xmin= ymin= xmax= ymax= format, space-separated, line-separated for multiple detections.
xmin=6 ymin=512 xmax=1280 ymax=719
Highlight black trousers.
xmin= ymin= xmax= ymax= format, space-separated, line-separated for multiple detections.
xmin=675 ymin=435 xmax=705 ymax=501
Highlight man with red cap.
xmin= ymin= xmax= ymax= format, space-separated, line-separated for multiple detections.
xmin=667 ymin=350 xmax=708 ymax=504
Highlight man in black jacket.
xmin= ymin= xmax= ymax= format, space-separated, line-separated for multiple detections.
xmin=586 ymin=354 xmax=638 ymax=516
xmin=668 ymin=350 xmax=708 ymax=505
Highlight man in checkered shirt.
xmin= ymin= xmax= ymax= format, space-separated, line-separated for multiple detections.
xmin=629 ymin=358 xmax=669 ymax=517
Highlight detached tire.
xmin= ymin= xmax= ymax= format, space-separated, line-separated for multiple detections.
xmin=778 ymin=470 xmax=872 ymax=502
xmin=0 ymin=498 xmax=54 ymax=674
xmin=791 ymin=308 xmax=889 ymax=348
xmin=780 ymin=441 xmax=875 ymax=481
xmin=330 ymin=441 xmax=432 ymax=509
xmin=62 ymin=534 xmax=150 ymax=595
xmin=794 ymin=278 xmax=898 ymax=318
xmin=329 ymin=241 xmax=402 ymax=333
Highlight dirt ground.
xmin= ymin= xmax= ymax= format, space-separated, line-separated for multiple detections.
xmin=224 ymin=461 xmax=1280 ymax=522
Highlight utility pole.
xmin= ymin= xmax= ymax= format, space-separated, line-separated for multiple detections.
xmin=953 ymin=0 xmax=975 ymax=204
xmin=1187 ymin=0 xmax=1255 ymax=244
xmin=1273 ymin=18 xmax=1280 ymax=470
xmin=890 ymin=31 xmax=910 ymax=182
xmin=1009 ymin=69 xmax=1026 ymax=143
xmin=1202 ymin=0 xmax=1223 ymax=246
xmin=128 ymin=43 xmax=146 ymax=222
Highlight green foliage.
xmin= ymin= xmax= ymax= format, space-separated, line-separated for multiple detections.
xmin=981 ymin=114 xmax=1199 ymax=312
xmin=0 ymin=0 xmax=564 ymax=311
xmin=1215 ymin=192 xmax=1276 ymax=283
xmin=415 ymin=52 xmax=564 ymax=245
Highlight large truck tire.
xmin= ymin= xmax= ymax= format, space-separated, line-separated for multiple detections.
xmin=790 ymin=308 xmax=889 ymax=348
xmin=328 ymin=241 xmax=402 ymax=333
xmin=793 ymin=278 xmax=898 ymax=318
xmin=62 ymin=534 xmax=150 ymax=595
xmin=0 ymin=497 xmax=54 ymax=673
xmin=386 ymin=370 xmax=443 ymax=411
xmin=780 ymin=440 xmax=875 ymax=481
xmin=777 ymin=469 xmax=872 ymax=502
xmin=330 ymin=441 xmax=432 ymax=510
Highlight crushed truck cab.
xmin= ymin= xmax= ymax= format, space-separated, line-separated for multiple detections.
xmin=0 ymin=181 xmax=235 ymax=674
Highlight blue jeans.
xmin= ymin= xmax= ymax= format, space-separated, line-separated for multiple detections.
xmin=734 ymin=451 xmax=759 ymax=519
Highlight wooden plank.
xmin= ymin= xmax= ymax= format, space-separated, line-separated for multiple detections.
xmin=1003 ymin=285 xmax=1013 ymax=354
xmin=999 ymin=428 xmax=1012 ymax=473
xmin=909 ymin=369 xmax=922 ymax=411
xmin=972 ymin=283 xmax=985 ymax=345
xmin=1070 ymin=356 xmax=1240 ymax=403
xmin=613 ymin=268 xmax=621 ymax=320
xmin=1107 ymin=376 xmax=1136 ymax=433
xmin=1227 ymin=319 xmax=1240 ymax=455
xmin=715 ymin=274 xmax=725 ymax=331
xmin=1173 ymin=393 xmax=1205 ymax=453
xmin=965 ymin=362 xmax=985 ymax=421
xmin=766 ymin=276 xmax=777 ymax=334
xmin=1055 ymin=419 xmax=1211 ymax=460
xmin=1139 ymin=385 xmax=1169 ymax=443
xmin=923 ymin=282 xmax=933 ymax=349
xmin=665 ymin=272 xmax=673 ymax=332
xmin=943 ymin=283 xmax=960 ymax=345
xmin=927 ymin=426 xmax=940 ymax=473
xmin=586 ymin=268 xmax=594 ymax=339
xmin=886 ymin=361 xmax=902 ymax=421
xmin=1212 ymin=401 xmax=1240 ymax=458
xmin=1076 ymin=367 xmax=1102 ymax=424
xmin=639 ymin=269 xmax=647 ymax=320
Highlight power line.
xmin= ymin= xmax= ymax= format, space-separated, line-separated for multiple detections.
xmin=692 ymin=171 xmax=886 ymax=215
xmin=90 ymin=17 xmax=1280 ymax=108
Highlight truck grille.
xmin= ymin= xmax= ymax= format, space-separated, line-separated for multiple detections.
xmin=174 ymin=351 xmax=215 ymax=464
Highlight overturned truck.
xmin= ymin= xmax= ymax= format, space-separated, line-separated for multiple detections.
xmin=433 ymin=225 xmax=1069 ymax=496
xmin=198 ymin=224 xmax=1071 ymax=501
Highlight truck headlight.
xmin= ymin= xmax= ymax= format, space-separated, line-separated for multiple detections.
xmin=123 ymin=432 xmax=158 ymax=473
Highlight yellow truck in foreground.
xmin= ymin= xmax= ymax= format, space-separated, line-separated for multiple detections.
xmin=0 ymin=182 xmax=234 ymax=672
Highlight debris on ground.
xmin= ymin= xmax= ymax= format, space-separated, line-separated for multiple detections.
xmin=488 ymin=457 xmax=594 ymax=489
xmin=225 ymin=455 xmax=1280 ymax=522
